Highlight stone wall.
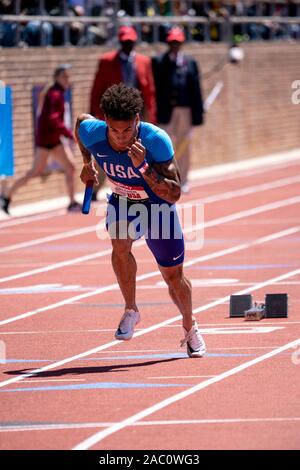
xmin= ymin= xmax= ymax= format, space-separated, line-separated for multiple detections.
xmin=0 ymin=41 xmax=299 ymax=206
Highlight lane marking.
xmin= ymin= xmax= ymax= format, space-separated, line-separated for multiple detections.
xmin=72 ymin=337 xmax=300 ymax=449
xmin=1 ymin=224 xmax=299 ymax=326
xmin=148 ymin=376 xmax=216 ymax=379
xmin=0 ymin=173 xmax=300 ymax=256
xmin=0 ymin=210 xmax=66 ymax=229
xmin=0 ymin=351 xmax=257 ymax=366
xmin=1 ymin=194 xmax=300 ymax=287
xmin=0 ymin=225 xmax=98 ymax=255
xmin=0 ymin=382 xmax=192 ymax=393
xmin=1 ymin=417 xmax=299 ymax=433
xmin=1 ymin=266 xmax=300 ymax=390
xmin=186 ymin=174 xmax=300 ymax=207
xmin=163 ymin=326 xmax=283 ymax=334
xmin=1 ymin=149 xmax=299 ymax=228
xmin=0 ymin=176 xmax=299 ymax=284
xmin=21 ymin=379 xmax=86 ymax=383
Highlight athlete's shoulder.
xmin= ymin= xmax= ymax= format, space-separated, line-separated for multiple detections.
xmin=140 ymin=122 xmax=174 ymax=163
xmin=78 ymin=118 xmax=106 ymax=147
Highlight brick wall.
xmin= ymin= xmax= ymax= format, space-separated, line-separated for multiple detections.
xmin=0 ymin=42 xmax=299 ymax=206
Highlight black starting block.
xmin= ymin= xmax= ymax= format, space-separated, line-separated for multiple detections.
xmin=230 ymin=294 xmax=253 ymax=317
xmin=265 ymin=293 xmax=288 ymax=318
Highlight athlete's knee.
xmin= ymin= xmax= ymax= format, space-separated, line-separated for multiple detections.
xmin=163 ymin=267 xmax=184 ymax=290
xmin=111 ymin=239 xmax=132 ymax=258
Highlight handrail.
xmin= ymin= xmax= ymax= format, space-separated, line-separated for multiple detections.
xmin=1 ymin=15 xmax=300 ymax=25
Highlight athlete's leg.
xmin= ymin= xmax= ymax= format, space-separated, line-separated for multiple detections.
xmin=6 ymin=147 xmax=49 ymax=199
xmin=51 ymin=143 xmax=76 ymax=202
xmin=158 ymin=263 xmax=194 ymax=331
xmin=111 ymin=228 xmax=138 ymax=312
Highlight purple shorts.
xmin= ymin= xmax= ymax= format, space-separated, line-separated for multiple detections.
xmin=106 ymin=193 xmax=185 ymax=268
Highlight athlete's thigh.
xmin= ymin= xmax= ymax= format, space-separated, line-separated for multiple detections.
xmin=145 ymin=204 xmax=185 ymax=268
xmin=106 ymin=194 xmax=149 ymax=242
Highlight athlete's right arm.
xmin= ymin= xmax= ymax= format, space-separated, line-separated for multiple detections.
xmin=75 ymin=114 xmax=99 ymax=185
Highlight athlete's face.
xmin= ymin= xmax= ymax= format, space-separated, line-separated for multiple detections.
xmin=106 ymin=114 xmax=140 ymax=152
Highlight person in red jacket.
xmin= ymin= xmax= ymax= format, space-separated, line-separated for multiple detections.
xmin=0 ymin=64 xmax=81 ymax=215
xmin=90 ymin=26 xmax=156 ymax=123
xmin=89 ymin=25 xmax=157 ymax=201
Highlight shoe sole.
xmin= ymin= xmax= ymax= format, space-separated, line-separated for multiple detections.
xmin=187 ymin=342 xmax=206 ymax=358
xmin=114 ymin=334 xmax=133 ymax=341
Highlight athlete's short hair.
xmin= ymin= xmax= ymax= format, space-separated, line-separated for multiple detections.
xmin=100 ymin=83 xmax=144 ymax=120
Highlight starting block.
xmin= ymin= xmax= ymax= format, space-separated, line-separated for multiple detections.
xmin=265 ymin=293 xmax=288 ymax=318
xmin=230 ymin=294 xmax=253 ymax=317
xmin=229 ymin=293 xmax=288 ymax=320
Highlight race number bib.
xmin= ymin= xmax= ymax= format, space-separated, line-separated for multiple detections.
xmin=107 ymin=178 xmax=149 ymax=201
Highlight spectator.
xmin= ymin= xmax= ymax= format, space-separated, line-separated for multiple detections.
xmin=21 ymin=0 xmax=53 ymax=47
xmin=152 ymin=26 xmax=204 ymax=193
xmin=89 ymin=25 xmax=157 ymax=199
xmin=90 ymin=25 xmax=156 ymax=122
xmin=0 ymin=0 xmax=17 ymax=47
xmin=0 ymin=64 xmax=81 ymax=215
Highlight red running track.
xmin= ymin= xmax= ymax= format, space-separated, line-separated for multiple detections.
xmin=0 ymin=157 xmax=300 ymax=450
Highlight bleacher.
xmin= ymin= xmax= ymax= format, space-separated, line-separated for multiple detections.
xmin=1 ymin=1 xmax=300 ymax=47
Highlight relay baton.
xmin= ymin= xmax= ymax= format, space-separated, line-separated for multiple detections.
xmin=82 ymin=180 xmax=94 ymax=215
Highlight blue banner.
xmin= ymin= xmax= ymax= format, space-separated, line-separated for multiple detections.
xmin=0 ymin=85 xmax=14 ymax=177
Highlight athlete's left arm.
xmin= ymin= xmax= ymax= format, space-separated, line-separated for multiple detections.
xmin=128 ymin=140 xmax=181 ymax=204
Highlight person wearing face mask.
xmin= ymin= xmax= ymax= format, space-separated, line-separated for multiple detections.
xmin=0 ymin=64 xmax=81 ymax=215
xmin=152 ymin=27 xmax=205 ymax=194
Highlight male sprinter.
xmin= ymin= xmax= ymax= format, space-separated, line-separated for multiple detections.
xmin=75 ymin=83 xmax=205 ymax=357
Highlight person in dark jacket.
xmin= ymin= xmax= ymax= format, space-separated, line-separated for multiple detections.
xmin=152 ymin=27 xmax=204 ymax=192
xmin=0 ymin=64 xmax=81 ymax=215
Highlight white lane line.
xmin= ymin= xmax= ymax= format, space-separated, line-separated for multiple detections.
xmin=188 ymin=148 xmax=300 ymax=184
xmin=1 ymin=417 xmax=300 ymax=433
xmin=186 ymin=174 xmax=300 ymax=207
xmin=0 ymin=224 xmax=299 ymax=327
xmin=0 ymin=225 xmax=98 ymax=255
xmin=0 ymin=188 xmax=299 ymax=286
xmin=21 ymin=379 xmax=86 ymax=383
xmin=1 ymin=171 xmax=300 ymax=256
xmin=1 ymin=417 xmax=300 ymax=434
xmin=202 ymin=195 xmax=300 ymax=232
xmin=2 ymin=322 xmax=299 ymax=336
xmin=72 ymin=337 xmax=300 ymax=450
xmin=148 ymin=376 xmax=216 ymax=379
xmin=1 ymin=266 xmax=300 ymax=391
xmin=0 ymin=249 xmax=114 ymax=284
xmin=1 ymin=149 xmax=299 ymax=228
xmin=0 ymin=210 xmax=66 ymax=229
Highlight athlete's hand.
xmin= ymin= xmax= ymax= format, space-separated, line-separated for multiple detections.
xmin=127 ymin=139 xmax=146 ymax=167
xmin=80 ymin=162 xmax=99 ymax=185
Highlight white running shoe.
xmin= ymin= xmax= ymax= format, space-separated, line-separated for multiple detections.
xmin=115 ymin=309 xmax=140 ymax=341
xmin=180 ymin=321 xmax=206 ymax=358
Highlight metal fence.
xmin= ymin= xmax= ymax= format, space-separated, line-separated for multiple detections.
xmin=1 ymin=1 xmax=300 ymax=47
